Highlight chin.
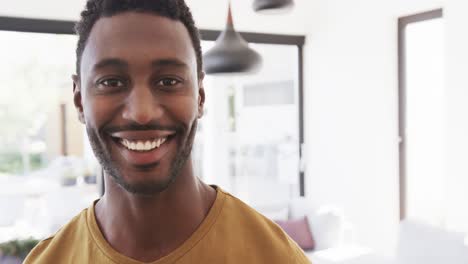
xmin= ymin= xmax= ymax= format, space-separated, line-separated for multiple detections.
xmin=114 ymin=174 xmax=176 ymax=196
xmin=124 ymin=181 xmax=173 ymax=196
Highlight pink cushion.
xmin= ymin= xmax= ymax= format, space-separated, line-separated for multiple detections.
xmin=275 ymin=216 xmax=315 ymax=251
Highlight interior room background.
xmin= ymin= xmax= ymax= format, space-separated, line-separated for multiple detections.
xmin=1 ymin=0 xmax=467 ymax=259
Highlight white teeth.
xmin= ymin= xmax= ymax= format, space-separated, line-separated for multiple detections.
xmin=156 ymin=138 xmax=166 ymax=148
xmin=144 ymin=141 xmax=151 ymax=149
xmin=120 ymin=137 xmax=168 ymax=152
xmin=136 ymin=142 xmax=144 ymax=150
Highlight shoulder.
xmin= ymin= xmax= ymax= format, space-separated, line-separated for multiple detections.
xmin=23 ymin=208 xmax=90 ymax=264
xmin=217 ymin=190 xmax=311 ymax=263
xmin=220 ymin=190 xmax=284 ymax=235
xmin=23 ymin=236 xmax=54 ymax=264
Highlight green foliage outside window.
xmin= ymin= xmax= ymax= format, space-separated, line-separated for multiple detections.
xmin=0 ymin=238 xmax=40 ymax=259
xmin=0 ymin=153 xmax=44 ymax=174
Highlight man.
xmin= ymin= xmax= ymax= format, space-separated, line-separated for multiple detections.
xmin=24 ymin=0 xmax=310 ymax=263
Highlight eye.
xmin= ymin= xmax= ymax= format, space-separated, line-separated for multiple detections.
xmin=97 ymin=78 xmax=126 ymax=89
xmin=156 ymin=78 xmax=181 ymax=87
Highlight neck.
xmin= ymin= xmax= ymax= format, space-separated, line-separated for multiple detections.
xmin=94 ymin=161 xmax=216 ymax=262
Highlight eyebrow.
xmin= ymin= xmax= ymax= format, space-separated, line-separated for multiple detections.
xmin=151 ymin=58 xmax=189 ymax=70
xmin=92 ymin=58 xmax=189 ymax=72
xmin=93 ymin=58 xmax=128 ymax=71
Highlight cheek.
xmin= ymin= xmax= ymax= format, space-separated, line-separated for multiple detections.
xmin=166 ymin=96 xmax=199 ymax=125
xmin=83 ymin=96 xmax=121 ymax=129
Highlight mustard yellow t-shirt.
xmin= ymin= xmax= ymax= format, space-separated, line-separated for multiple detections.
xmin=24 ymin=187 xmax=311 ymax=264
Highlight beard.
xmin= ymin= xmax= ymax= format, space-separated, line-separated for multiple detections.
xmin=86 ymin=120 xmax=198 ymax=196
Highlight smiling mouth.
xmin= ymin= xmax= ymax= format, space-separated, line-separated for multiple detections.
xmin=119 ymin=137 xmax=168 ymax=152
xmin=108 ymin=130 xmax=176 ymax=165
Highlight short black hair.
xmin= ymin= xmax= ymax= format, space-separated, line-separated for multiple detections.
xmin=74 ymin=0 xmax=203 ymax=77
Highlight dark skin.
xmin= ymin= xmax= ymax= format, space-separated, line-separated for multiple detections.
xmin=72 ymin=12 xmax=216 ymax=262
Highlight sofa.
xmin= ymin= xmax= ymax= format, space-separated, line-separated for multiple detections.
xmin=253 ymin=194 xmax=468 ymax=264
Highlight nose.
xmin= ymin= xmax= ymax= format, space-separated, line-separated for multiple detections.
xmin=122 ymin=85 xmax=163 ymax=124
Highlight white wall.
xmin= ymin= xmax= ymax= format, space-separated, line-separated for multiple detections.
xmin=0 ymin=0 xmax=84 ymax=20
xmin=304 ymin=0 xmax=399 ymax=252
xmin=0 ymin=0 xmax=310 ymax=35
xmin=444 ymin=0 xmax=468 ymax=234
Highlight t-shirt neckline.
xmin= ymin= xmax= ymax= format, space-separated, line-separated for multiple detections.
xmin=86 ymin=186 xmax=226 ymax=264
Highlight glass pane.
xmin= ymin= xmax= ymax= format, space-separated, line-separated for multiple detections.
xmin=0 ymin=31 xmax=100 ymax=242
xmin=196 ymin=41 xmax=300 ymax=218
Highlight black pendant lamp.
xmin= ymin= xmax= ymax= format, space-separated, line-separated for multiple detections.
xmin=203 ymin=2 xmax=262 ymax=74
xmin=253 ymin=0 xmax=294 ymax=12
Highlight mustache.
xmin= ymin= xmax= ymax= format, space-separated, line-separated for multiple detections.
xmin=103 ymin=122 xmax=182 ymax=134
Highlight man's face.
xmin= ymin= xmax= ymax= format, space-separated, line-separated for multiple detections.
xmin=73 ymin=12 xmax=204 ymax=195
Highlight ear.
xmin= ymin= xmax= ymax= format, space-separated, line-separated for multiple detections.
xmin=72 ymin=74 xmax=85 ymax=124
xmin=197 ymin=72 xmax=205 ymax=119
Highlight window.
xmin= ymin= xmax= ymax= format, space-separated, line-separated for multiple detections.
xmin=0 ymin=18 xmax=100 ymax=243
xmin=195 ymin=41 xmax=303 ymax=213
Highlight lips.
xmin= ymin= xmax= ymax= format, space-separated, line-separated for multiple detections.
xmin=109 ymin=130 xmax=176 ymax=166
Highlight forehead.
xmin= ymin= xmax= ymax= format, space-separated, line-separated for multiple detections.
xmin=81 ymin=12 xmax=196 ymax=74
